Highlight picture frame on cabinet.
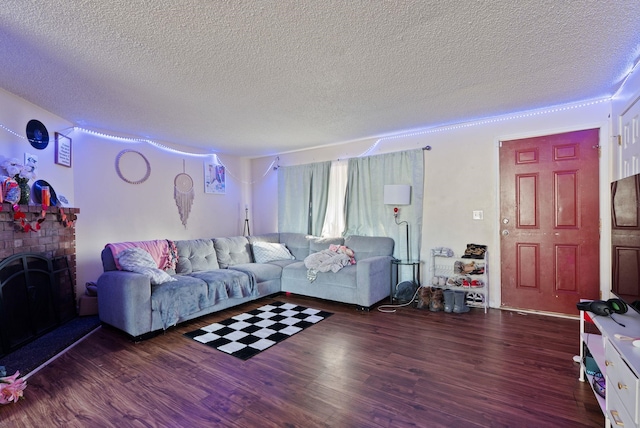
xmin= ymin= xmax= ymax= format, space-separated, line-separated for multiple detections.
xmin=55 ymin=132 xmax=72 ymax=167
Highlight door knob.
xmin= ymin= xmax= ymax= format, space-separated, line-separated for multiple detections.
xmin=502 ymin=230 xmax=509 ymax=236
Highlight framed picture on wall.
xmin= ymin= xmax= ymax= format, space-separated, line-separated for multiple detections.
xmin=204 ymin=162 xmax=225 ymax=194
xmin=55 ymin=132 xmax=72 ymax=167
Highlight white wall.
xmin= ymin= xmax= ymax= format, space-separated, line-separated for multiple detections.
xmin=73 ymin=132 xmax=251 ymax=292
xmin=0 ymin=88 xmax=252 ymax=299
xmin=3 ymin=79 xmax=634 ymax=309
xmin=250 ymin=100 xmax=613 ymax=308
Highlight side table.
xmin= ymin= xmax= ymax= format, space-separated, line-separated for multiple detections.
xmin=390 ymin=259 xmax=421 ymax=303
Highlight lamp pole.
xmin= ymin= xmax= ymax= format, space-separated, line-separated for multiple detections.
xmin=393 ymin=207 xmax=410 ymax=261
xmin=405 ymin=221 xmax=409 ymax=261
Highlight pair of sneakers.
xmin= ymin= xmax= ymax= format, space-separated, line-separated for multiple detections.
xmin=466 ymin=292 xmax=484 ymax=304
xmin=461 ymin=243 xmax=487 ymax=259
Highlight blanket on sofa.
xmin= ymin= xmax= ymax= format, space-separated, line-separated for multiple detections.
xmin=107 ymin=240 xmax=178 ymax=271
xmin=152 ymin=269 xmax=257 ymax=329
xmin=304 ymin=244 xmax=355 ymax=282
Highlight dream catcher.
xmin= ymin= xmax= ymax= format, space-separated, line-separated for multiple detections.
xmin=174 ymin=161 xmax=194 ymax=228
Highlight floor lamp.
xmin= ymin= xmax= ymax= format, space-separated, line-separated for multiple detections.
xmin=383 ymin=185 xmax=411 ymax=260
xmin=243 ymin=205 xmax=250 ymax=236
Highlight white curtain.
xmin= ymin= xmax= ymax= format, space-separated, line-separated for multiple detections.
xmin=344 ymin=149 xmax=424 ymax=261
xmin=321 ymin=160 xmax=348 ymax=237
xmin=277 ymin=161 xmax=331 ymax=235
xmin=277 ymin=149 xmax=424 ymax=261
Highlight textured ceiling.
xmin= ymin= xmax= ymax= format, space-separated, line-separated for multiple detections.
xmin=1 ymin=1 xmax=639 ymax=157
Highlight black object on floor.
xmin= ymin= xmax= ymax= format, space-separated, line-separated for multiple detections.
xmin=185 ymin=301 xmax=333 ymax=360
xmin=0 ymin=315 xmax=101 ymax=376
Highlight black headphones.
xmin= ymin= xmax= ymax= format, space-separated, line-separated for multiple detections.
xmin=577 ymin=298 xmax=628 ymax=316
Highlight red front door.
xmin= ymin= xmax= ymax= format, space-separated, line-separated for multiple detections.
xmin=499 ymin=129 xmax=600 ymax=314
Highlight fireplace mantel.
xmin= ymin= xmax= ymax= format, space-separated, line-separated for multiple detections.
xmin=0 ymin=205 xmax=79 ymax=260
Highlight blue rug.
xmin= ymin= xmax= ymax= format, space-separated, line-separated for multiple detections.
xmin=0 ymin=315 xmax=101 ymax=376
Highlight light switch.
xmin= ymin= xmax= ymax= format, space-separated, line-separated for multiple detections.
xmin=473 ymin=210 xmax=484 ymax=220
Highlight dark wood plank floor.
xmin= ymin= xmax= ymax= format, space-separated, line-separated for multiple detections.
xmin=0 ymin=294 xmax=603 ymax=427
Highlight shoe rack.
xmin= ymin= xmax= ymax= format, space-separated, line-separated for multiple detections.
xmin=429 ymin=247 xmax=489 ymax=313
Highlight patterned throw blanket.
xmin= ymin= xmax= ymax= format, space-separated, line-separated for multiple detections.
xmin=106 ymin=239 xmax=178 ymax=271
xmin=304 ymin=244 xmax=356 ymax=282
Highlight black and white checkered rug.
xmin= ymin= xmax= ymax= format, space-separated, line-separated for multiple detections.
xmin=184 ymin=301 xmax=333 ymax=360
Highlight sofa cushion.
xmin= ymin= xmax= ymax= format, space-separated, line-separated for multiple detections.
xmin=214 ymin=236 xmax=252 ymax=268
xmin=248 ymin=233 xmax=280 ymax=244
xmin=252 ymin=242 xmax=295 ymax=263
xmin=282 ymin=262 xmax=357 ymax=288
xmin=175 ymin=239 xmax=219 ymax=274
xmin=344 ymin=235 xmax=394 ymax=261
xmin=229 ymin=263 xmax=283 ymax=283
xmin=278 ymin=233 xmax=312 ymax=260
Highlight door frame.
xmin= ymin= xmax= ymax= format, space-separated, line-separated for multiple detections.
xmin=493 ymin=122 xmax=611 ymax=313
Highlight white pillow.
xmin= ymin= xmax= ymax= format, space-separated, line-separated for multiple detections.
xmin=252 ymin=242 xmax=295 ymax=263
xmin=117 ymin=247 xmax=177 ymax=285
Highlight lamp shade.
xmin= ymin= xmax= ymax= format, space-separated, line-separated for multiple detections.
xmin=384 ymin=185 xmax=411 ymax=205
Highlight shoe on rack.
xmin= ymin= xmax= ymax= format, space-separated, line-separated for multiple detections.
xmin=466 ymin=293 xmax=476 ymax=305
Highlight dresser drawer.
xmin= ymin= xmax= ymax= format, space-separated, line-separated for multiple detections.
xmin=608 ymin=384 xmax=637 ymax=428
xmin=606 ymin=341 xmax=639 ymax=425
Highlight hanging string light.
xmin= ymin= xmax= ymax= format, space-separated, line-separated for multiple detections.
xmin=0 ymin=95 xmax=612 ymax=185
xmin=374 ymin=98 xmax=609 ymax=145
xmin=0 ymin=123 xmax=26 ymax=140
xmin=73 ymin=127 xmax=213 ymax=158
xmin=71 ymin=127 xmax=282 ymax=185
xmin=215 ymin=154 xmax=280 ymax=185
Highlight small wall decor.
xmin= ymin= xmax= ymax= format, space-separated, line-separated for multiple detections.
xmin=115 ymin=149 xmax=151 ymax=184
xmin=204 ymin=162 xmax=225 ymax=194
xmin=174 ymin=160 xmax=194 ymax=228
xmin=25 ymin=119 xmax=49 ymax=150
xmin=24 ymin=152 xmax=38 ymax=170
xmin=55 ymin=132 xmax=72 ymax=167
xmin=1 ymin=156 xmax=37 ymax=205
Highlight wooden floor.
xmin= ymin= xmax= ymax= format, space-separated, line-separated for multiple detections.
xmin=1 ymin=294 xmax=603 ymax=427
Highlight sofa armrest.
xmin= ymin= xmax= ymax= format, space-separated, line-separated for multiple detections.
xmin=96 ymin=270 xmax=153 ymax=338
xmin=355 ymin=255 xmax=393 ymax=306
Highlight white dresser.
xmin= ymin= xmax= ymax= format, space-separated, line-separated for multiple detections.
xmin=580 ymin=306 xmax=640 ymax=427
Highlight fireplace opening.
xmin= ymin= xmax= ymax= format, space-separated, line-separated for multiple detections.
xmin=0 ymin=253 xmax=76 ymax=358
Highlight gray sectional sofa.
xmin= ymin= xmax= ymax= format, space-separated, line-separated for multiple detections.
xmin=97 ymin=232 xmax=394 ymax=339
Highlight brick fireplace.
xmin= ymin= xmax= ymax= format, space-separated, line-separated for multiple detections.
xmin=0 ymin=205 xmax=80 ymax=357
xmin=0 ymin=205 xmax=79 ymax=260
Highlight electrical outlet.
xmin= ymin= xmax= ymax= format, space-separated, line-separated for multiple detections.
xmin=472 ymin=210 xmax=484 ymax=220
